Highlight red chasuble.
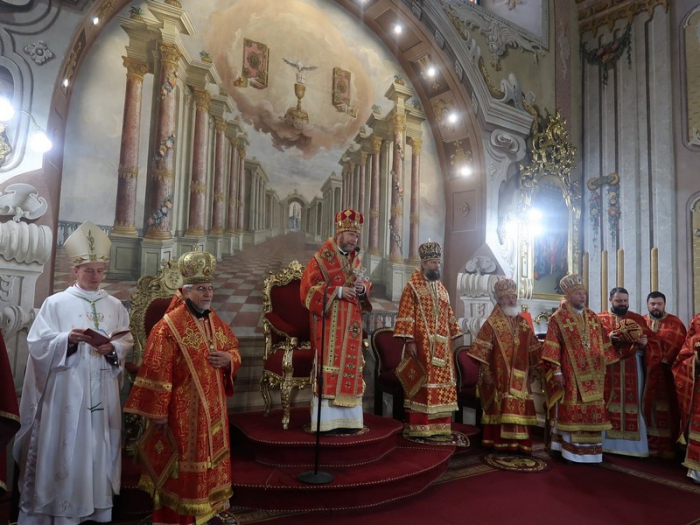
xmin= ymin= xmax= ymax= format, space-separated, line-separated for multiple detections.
xmin=300 ymin=238 xmax=371 ymax=407
xmin=125 ymin=303 xmax=241 ymax=520
xmin=541 ymin=302 xmax=617 ymax=439
xmin=394 ymin=269 xmax=461 ymax=436
xmin=469 ymin=305 xmax=540 ymax=451
xmin=644 ymin=313 xmax=687 ymax=457
xmin=598 ymin=310 xmax=660 ymax=441
xmin=673 ymin=315 xmax=700 ymax=471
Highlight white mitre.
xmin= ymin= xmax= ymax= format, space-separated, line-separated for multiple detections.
xmin=63 ymin=220 xmax=111 ymax=267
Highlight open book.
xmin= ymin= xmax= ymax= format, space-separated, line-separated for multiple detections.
xmin=76 ymin=327 xmax=131 ymax=347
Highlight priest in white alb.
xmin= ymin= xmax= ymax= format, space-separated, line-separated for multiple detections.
xmin=13 ymin=220 xmax=133 ymax=524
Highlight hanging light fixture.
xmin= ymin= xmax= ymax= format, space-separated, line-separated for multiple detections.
xmin=0 ymin=96 xmax=53 ymax=165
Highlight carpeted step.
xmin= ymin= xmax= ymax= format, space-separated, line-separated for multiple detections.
xmin=230 ymin=443 xmax=454 ymax=511
xmin=230 ymin=408 xmax=404 ymax=467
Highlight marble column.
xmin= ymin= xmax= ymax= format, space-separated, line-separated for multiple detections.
xmin=113 ymin=57 xmax=149 ymax=236
xmin=389 ymin=113 xmax=405 ymax=262
xmin=226 ymin=137 xmax=239 ymax=234
xmin=349 ymin=162 xmax=356 ymax=211
xmin=184 ymin=88 xmax=211 ymax=237
xmin=145 ymin=43 xmax=180 ymax=240
xmin=237 ymin=148 xmax=246 ymax=232
xmin=368 ymin=136 xmax=382 ymax=255
xmin=358 ymin=152 xmax=367 ymax=218
xmin=210 ymin=117 xmax=226 ymax=236
xmin=408 ymin=137 xmax=421 ymax=263
xmin=342 ymin=164 xmax=349 ymax=209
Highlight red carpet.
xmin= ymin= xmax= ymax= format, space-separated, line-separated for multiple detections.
xmin=230 ymin=409 xmax=460 ymax=511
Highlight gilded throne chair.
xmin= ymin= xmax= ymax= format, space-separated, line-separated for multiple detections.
xmin=261 ymin=260 xmax=314 ymax=429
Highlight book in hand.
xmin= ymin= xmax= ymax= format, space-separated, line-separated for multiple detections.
xmin=76 ymin=327 xmax=131 ymax=347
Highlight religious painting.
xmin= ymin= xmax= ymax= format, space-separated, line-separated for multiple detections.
xmin=332 ymin=67 xmax=357 ymax=118
xmin=684 ymin=8 xmax=700 ymax=147
xmin=234 ymin=38 xmax=270 ymax=89
xmin=531 ymin=180 xmax=568 ymax=297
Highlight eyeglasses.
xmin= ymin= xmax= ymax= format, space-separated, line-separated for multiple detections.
xmin=194 ymin=286 xmax=214 ymax=293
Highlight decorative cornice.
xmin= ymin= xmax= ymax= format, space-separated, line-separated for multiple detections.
xmin=577 ymin=0 xmax=668 ymax=36
xmin=442 ymin=0 xmax=545 ymax=70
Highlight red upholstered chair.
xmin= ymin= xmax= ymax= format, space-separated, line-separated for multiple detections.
xmin=454 ymin=345 xmax=481 ymax=425
xmin=370 ymin=327 xmax=405 ymax=421
xmin=261 ymin=260 xmax=314 ymax=430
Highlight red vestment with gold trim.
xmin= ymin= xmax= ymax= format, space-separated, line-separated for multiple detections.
xmin=300 ymin=238 xmax=371 ymax=408
xmin=644 ymin=313 xmax=686 ymax=457
xmin=598 ymin=310 xmax=659 ymax=442
xmin=394 ymin=269 xmax=461 ymax=437
xmin=541 ymin=302 xmax=616 ymax=454
xmin=673 ymin=314 xmax=700 ymax=471
xmin=469 ymin=305 xmax=540 ymax=452
xmin=124 ymin=303 xmax=241 ymax=522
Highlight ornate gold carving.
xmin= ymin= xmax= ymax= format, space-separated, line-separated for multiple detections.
xmin=228 ymin=137 xmax=239 ymax=148
xmin=96 ymin=1 xmax=114 ymax=20
xmin=123 ymin=57 xmax=149 ymax=81
xmin=118 ymin=166 xmax=139 ymax=179
xmin=213 ymin=192 xmax=224 ymax=202
xmin=370 ymin=209 xmax=380 ymax=218
xmin=152 ymin=168 xmax=174 ymax=182
xmin=390 ymin=204 xmax=403 ymax=217
xmin=410 ymin=212 xmax=420 ymax=225
xmin=159 ymin=43 xmax=181 ymax=68
xmin=392 ymin=113 xmax=406 ymax=134
xmin=214 ymin=118 xmax=227 ymax=133
xmin=449 ymin=140 xmax=473 ymax=168
xmin=0 ymin=123 xmax=11 ymax=166
xmin=370 ymin=135 xmax=383 ymax=153
xmin=261 ymin=260 xmax=312 ymax=430
xmin=164 ymin=0 xmax=182 ymax=8
xmin=518 ymin=109 xmax=581 ymax=286
xmin=409 ymin=138 xmax=422 ymax=156
xmin=238 ymin=148 xmax=247 ymax=160
xmin=190 ymin=181 xmax=206 ymax=194
xmin=360 ymin=151 xmax=368 ymax=164
xmin=578 ymin=0 xmax=668 ymax=36
xmin=193 ymin=88 xmax=211 ymax=111
xmin=63 ymin=40 xmax=83 ymax=88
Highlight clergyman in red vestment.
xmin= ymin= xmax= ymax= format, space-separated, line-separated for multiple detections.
xmin=469 ymin=278 xmax=540 ymax=453
xmin=598 ymin=287 xmax=660 ymax=458
xmin=673 ymin=313 xmax=700 ymax=483
xmin=541 ymin=274 xmax=618 ymax=463
xmin=393 ymin=241 xmax=462 ymax=438
xmin=300 ymin=209 xmax=371 ymax=433
xmin=643 ymin=291 xmax=686 ymax=458
xmin=125 ymin=251 xmax=241 ymax=524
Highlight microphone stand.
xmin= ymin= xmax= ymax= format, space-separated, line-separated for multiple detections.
xmin=299 ymin=283 xmax=334 ymax=484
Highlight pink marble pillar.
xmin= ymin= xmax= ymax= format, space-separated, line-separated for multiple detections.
xmin=210 ymin=117 xmax=227 ymax=236
xmin=408 ymin=138 xmax=422 ymax=262
xmin=145 ymin=43 xmax=180 ymax=240
xmin=113 ymin=57 xmax=149 ymax=237
xmin=236 ymin=148 xmax=246 ymax=232
xmin=342 ymin=164 xmax=348 ymax=209
xmin=226 ymin=137 xmax=239 ymax=234
xmin=184 ymin=88 xmax=211 ymax=237
xmin=368 ymin=136 xmax=382 ymax=255
xmin=358 ymin=152 xmax=367 ymax=218
xmin=389 ymin=114 xmax=405 ymax=262
xmin=349 ymin=163 xmax=356 ymax=211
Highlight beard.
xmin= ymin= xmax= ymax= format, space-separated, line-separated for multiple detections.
xmin=611 ymin=305 xmax=628 ymax=316
xmin=503 ymin=306 xmax=519 ymax=318
xmin=649 ymin=309 xmax=664 ymax=319
xmin=425 ymin=269 xmax=441 ymax=281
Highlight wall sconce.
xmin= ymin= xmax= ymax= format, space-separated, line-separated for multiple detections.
xmin=0 ymin=96 xmax=53 ymax=166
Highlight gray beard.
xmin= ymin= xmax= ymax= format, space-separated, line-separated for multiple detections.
xmin=503 ymin=306 xmax=519 ymax=317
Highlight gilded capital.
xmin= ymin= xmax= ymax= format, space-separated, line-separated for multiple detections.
xmin=194 ymin=89 xmax=211 ymax=110
xmin=370 ymin=135 xmax=383 ymax=154
xmin=159 ymin=43 xmax=181 ymax=68
xmin=393 ymin=113 xmax=406 ymax=134
xmin=123 ymin=57 xmax=149 ymax=81
xmin=238 ymin=148 xmax=247 ymax=159
xmin=360 ymin=152 xmax=368 ymax=164
xmin=215 ymin=117 xmax=227 ymax=133
xmin=228 ymin=137 xmax=239 ymax=148
xmin=409 ymin=138 xmax=422 ymax=156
